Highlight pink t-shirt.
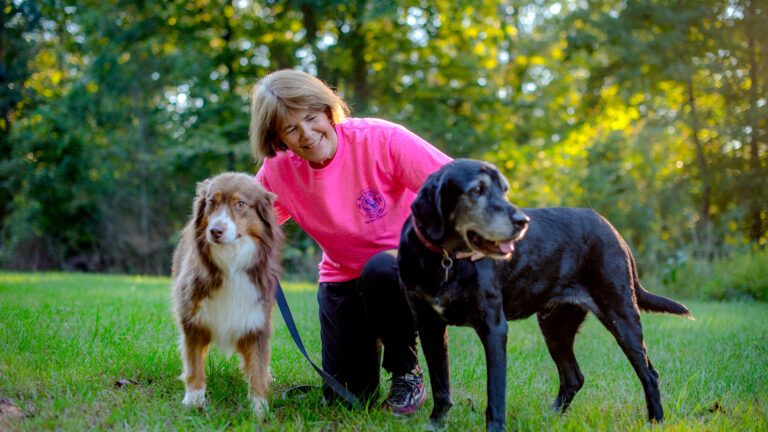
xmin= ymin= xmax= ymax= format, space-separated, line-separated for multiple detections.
xmin=256 ymin=118 xmax=452 ymax=282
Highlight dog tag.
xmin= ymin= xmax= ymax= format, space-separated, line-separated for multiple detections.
xmin=441 ymin=253 xmax=453 ymax=283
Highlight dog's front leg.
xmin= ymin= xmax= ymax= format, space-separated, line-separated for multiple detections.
xmin=237 ymin=330 xmax=271 ymax=419
xmin=410 ymin=297 xmax=453 ymax=429
xmin=180 ymin=326 xmax=211 ymax=408
xmin=473 ymin=305 xmax=508 ymax=432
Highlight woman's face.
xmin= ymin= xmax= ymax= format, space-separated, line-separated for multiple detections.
xmin=277 ymin=109 xmax=338 ymax=168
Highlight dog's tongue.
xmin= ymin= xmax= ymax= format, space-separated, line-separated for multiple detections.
xmin=499 ymin=240 xmax=515 ymax=254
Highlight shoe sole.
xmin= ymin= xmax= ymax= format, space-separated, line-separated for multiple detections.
xmin=387 ymin=390 xmax=427 ymax=416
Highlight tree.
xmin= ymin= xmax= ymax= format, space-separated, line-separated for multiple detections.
xmin=1 ymin=0 xmax=764 ymax=275
xmin=0 ymin=0 xmax=42 ymax=255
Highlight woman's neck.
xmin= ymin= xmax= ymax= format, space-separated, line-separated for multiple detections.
xmin=309 ymin=158 xmax=333 ymax=169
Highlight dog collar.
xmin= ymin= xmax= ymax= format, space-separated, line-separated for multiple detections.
xmin=411 ymin=217 xmax=455 ymax=283
xmin=411 ymin=217 xmax=444 ymax=254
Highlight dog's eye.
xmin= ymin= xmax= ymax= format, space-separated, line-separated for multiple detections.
xmin=470 ymin=184 xmax=485 ymax=196
xmin=235 ymin=200 xmax=247 ymax=210
xmin=207 ymin=198 xmax=217 ymax=208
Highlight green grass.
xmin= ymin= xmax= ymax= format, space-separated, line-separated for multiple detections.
xmin=1 ymin=272 xmax=766 ymax=431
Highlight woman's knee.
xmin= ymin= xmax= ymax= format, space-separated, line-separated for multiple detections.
xmin=360 ymin=252 xmax=398 ymax=287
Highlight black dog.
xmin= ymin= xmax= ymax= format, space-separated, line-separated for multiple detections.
xmin=397 ymin=159 xmax=691 ymax=431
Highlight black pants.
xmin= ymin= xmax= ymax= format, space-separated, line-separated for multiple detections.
xmin=317 ymin=252 xmax=419 ymax=403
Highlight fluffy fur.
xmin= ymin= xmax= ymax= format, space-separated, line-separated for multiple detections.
xmin=171 ymin=172 xmax=282 ymax=417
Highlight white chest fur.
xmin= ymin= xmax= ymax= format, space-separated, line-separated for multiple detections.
xmin=194 ymin=237 xmax=266 ymax=357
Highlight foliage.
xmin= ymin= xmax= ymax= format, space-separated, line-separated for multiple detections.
xmin=1 ymin=272 xmax=767 ymax=430
xmin=658 ymin=249 xmax=768 ymax=301
xmin=0 ymin=0 xmax=765 ymax=276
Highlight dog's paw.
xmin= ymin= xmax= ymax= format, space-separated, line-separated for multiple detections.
xmin=182 ymin=389 xmax=206 ymax=408
xmin=250 ymin=395 xmax=269 ymax=419
xmin=487 ymin=421 xmax=505 ymax=432
xmin=425 ymin=419 xmax=447 ymax=432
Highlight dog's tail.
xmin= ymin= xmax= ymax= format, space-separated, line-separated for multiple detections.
xmin=627 ymin=250 xmax=693 ymax=319
xmin=636 ymin=285 xmax=694 ymax=319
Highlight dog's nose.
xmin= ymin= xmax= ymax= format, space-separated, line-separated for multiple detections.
xmin=209 ymin=226 xmax=224 ymax=240
xmin=512 ymin=211 xmax=529 ymax=230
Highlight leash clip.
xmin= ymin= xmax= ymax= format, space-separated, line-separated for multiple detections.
xmin=441 ymin=251 xmax=453 ymax=282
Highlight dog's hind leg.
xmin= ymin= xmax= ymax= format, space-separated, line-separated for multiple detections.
xmin=594 ymin=303 xmax=664 ymax=423
xmin=180 ymin=327 xmax=211 ymax=408
xmin=237 ymin=330 xmax=271 ymax=419
xmin=537 ymin=304 xmax=587 ymax=414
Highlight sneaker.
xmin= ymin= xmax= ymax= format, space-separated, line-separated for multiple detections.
xmin=382 ymin=366 xmax=427 ymax=415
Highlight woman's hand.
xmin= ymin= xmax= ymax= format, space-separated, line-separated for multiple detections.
xmin=454 ymin=251 xmax=485 ymax=261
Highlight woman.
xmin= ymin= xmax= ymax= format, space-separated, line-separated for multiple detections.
xmin=249 ymin=69 xmax=452 ymax=414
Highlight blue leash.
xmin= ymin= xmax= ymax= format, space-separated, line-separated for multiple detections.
xmin=274 ymin=280 xmax=362 ymax=408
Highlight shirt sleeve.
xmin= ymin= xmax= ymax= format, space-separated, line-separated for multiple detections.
xmin=387 ymin=125 xmax=453 ymax=192
xmin=255 ymin=165 xmax=292 ymax=225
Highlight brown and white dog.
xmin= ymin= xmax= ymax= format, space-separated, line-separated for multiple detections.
xmin=171 ymin=172 xmax=282 ymax=417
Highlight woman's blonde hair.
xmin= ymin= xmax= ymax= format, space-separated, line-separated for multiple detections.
xmin=249 ymin=69 xmax=350 ymax=161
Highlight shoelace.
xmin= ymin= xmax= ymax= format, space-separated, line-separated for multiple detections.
xmin=387 ymin=373 xmax=420 ymax=404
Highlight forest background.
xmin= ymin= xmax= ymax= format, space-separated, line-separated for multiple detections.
xmin=1 ymin=0 xmax=766 ymax=289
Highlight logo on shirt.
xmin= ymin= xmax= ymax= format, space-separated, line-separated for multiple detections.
xmin=356 ymin=188 xmax=386 ymax=221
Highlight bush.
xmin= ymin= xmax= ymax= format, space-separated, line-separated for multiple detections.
xmin=657 ymin=250 xmax=768 ymax=301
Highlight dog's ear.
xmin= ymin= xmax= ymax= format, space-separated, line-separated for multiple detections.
xmin=263 ymin=190 xmax=277 ymax=206
xmin=253 ymin=191 xmax=277 ymax=226
xmin=193 ymin=179 xmax=210 ymax=228
xmin=252 ymin=190 xmax=283 ymax=256
xmin=411 ymin=169 xmax=446 ymax=241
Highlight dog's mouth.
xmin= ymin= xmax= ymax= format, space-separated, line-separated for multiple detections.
xmin=467 ymin=230 xmax=517 ymax=258
xmin=207 ymin=230 xmax=243 ymax=245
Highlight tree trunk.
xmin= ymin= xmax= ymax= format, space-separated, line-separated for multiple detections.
xmin=348 ymin=0 xmax=369 ymax=113
xmin=133 ymin=87 xmax=152 ymax=274
xmin=300 ymin=2 xmax=330 ymax=81
xmin=745 ymin=0 xmax=764 ymax=245
xmin=1 ymin=4 xmax=12 ymax=139
xmin=685 ymin=75 xmax=714 ymax=256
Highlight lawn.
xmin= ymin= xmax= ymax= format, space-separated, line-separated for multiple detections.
xmin=1 ymin=272 xmax=766 ymax=431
